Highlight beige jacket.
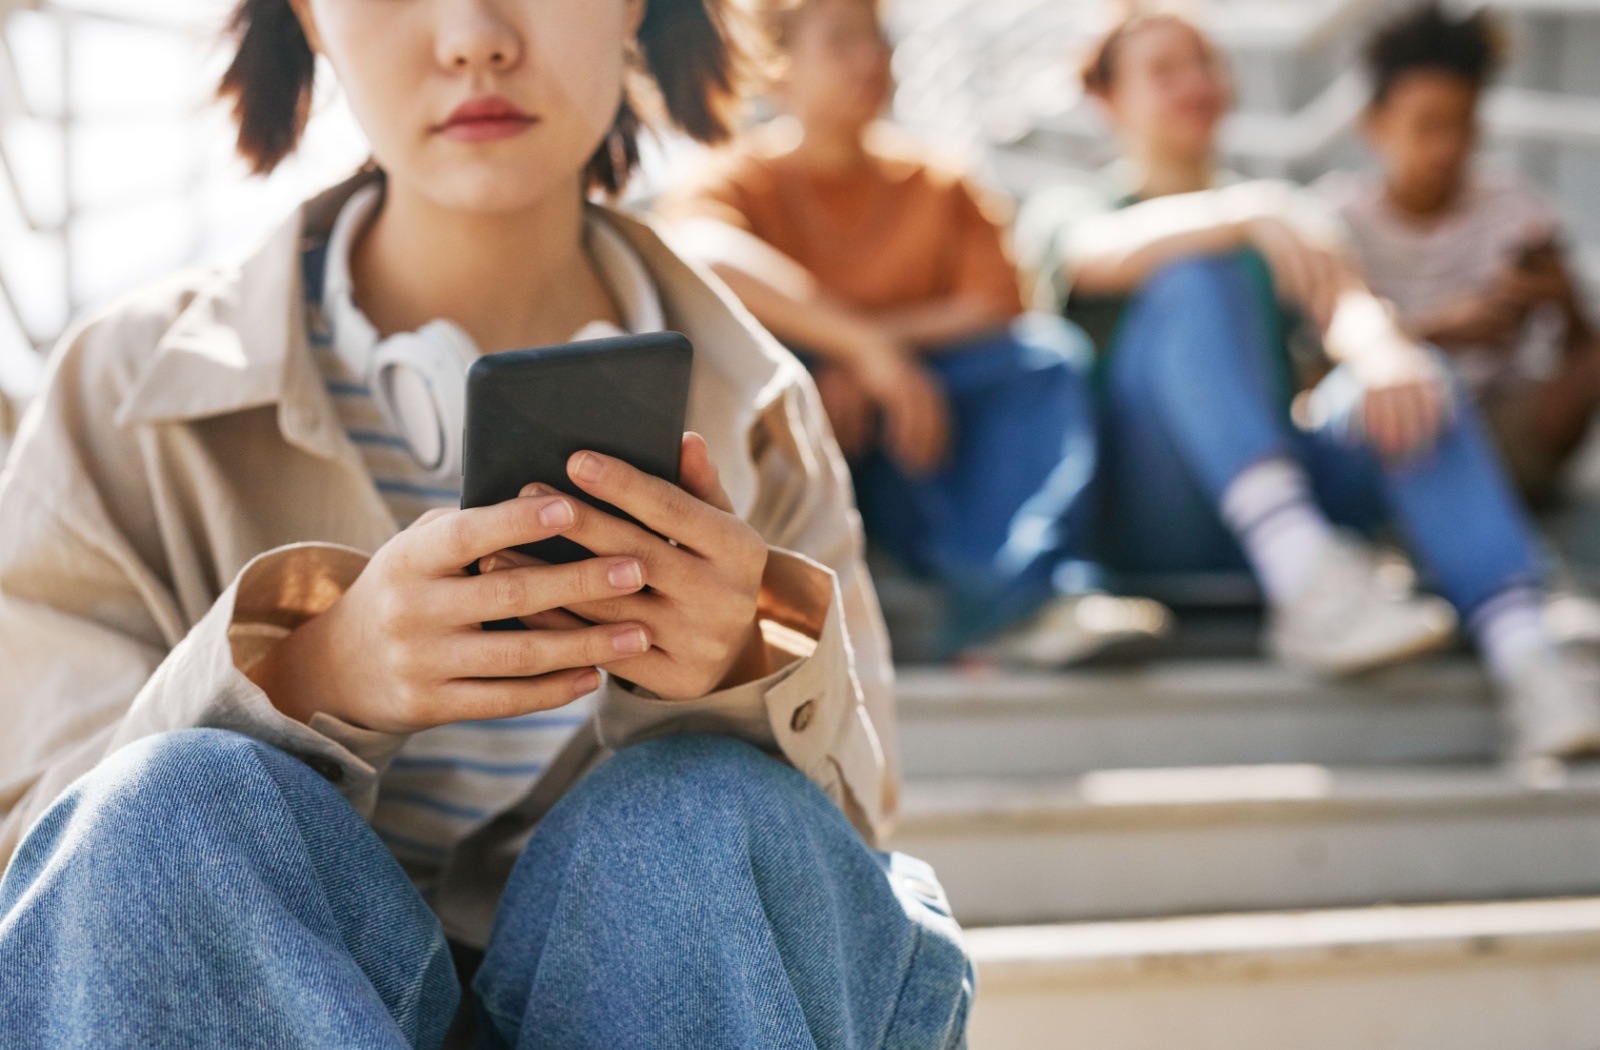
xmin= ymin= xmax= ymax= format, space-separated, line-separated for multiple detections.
xmin=0 ymin=176 xmax=896 ymax=942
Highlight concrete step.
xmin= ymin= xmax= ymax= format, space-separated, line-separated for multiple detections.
xmin=891 ymin=763 xmax=1600 ymax=926
xmin=897 ymin=660 xmax=1496 ymax=780
xmin=965 ymin=897 xmax=1600 ymax=1050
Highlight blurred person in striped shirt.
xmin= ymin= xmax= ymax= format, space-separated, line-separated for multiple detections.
xmin=1321 ymin=2 xmax=1600 ymax=507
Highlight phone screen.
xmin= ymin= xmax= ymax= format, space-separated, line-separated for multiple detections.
xmin=461 ymin=331 xmax=694 ymax=567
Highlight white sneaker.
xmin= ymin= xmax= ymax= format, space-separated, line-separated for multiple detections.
xmin=1267 ymin=537 xmax=1457 ymax=677
xmin=1545 ymin=590 xmax=1600 ymax=650
xmin=1504 ymin=647 xmax=1600 ymax=761
xmin=979 ymin=592 xmax=1174 ymax=669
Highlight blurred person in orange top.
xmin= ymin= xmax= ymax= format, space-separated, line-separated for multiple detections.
xmin=661 ymin=0 xmax=1172 ymax=666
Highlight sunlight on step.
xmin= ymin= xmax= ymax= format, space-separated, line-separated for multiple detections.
xmin=1079 ymin=764 xmax=1335 ymax=805
xmin=967 ymin=897 xmax=1600 ymax=967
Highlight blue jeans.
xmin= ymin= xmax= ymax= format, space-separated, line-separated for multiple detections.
xmin=0 ymin=730 xmax=971 ymax=1049
xmin=851 ymin=315 xmax=1104 ymax=648
xmin=1099 ymin=254 xmax=1541 ymax=615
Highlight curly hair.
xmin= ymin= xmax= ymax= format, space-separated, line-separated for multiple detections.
xmin=216 ymin=0 xmax=763 ymax=193
xmin=1364 ymin=3 xmax=1505 ymax=106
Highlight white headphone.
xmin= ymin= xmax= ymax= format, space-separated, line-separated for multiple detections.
xmin=366 ymin=319 xmax=479 ymax=480
xmin=323 ymin=183 xmax=664 ymax=482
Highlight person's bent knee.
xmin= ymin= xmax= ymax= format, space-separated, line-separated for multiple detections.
xmin=530 ymin=734 xmax=837 ymax=870
xmin=8 ymin=729 xmax=323 ymax=881
xmin=85 ymin=728 xmax=297 ymax=808
xmin=589 ymin=734 xmax=802 ymax=815
xmin=1143 ymin=252 xmax=1253 ymax=305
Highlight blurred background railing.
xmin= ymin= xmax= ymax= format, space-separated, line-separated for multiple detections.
xmin=9 ymin=0 xmax=1600 ymax=434
xmin=0 ymin=0 xmax=367 ymax=427
xmin=885 ymin=0 xmax=1600 ymax=260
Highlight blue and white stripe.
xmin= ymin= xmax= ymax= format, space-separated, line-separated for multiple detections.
xmin=301 ymin=189 xmax=665 ymax=890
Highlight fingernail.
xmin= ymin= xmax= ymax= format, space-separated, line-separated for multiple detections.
xmin=539 ymin=499 xmax=574 ymax=528
xmin=521 ymin=482 xmax=556 ymax=498
xmin=573 ymin=670 xmax=602 ymax=696
xmin=608 ymin=560 xmax=643 ymax=590
xmin=571 ymin=452 xmax=602 ymax=483
xmin=481 ymin=555 xmax=506 ymax=574
xmin=611 ymin=626 xmax=649 ymax=655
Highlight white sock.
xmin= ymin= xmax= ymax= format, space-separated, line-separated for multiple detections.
xmin=1220 ymin=458 xmax=1335 ymax=605
xmin=1471 ymin=587 xmax=1553 ymax=683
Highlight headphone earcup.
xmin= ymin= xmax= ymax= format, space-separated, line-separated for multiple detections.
xmin=368 ymin=320 xmax=479 ymax=481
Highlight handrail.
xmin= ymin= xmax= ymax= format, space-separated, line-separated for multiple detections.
xmin=1223 ymin=79 xmax=1600 ymax=163
xmin=0 ymin=0 xmax=202 ymax=355
xmin=901 ymin=0 xmax=1600 ymax=167
xmin=1206 ymin=0 xmax=1388 ymax=52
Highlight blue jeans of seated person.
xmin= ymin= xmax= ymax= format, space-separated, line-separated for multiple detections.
xmin=1098 ymin=252 xmax=1541 ymax=615
xmin=850 ymin=314 xmax=1104 ymax=651
xmin=0 ymin=729 xmax=972 ymax=1050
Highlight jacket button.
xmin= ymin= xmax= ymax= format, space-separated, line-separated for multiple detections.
xmin=790 ymin=701 xmax=816 ymax=732
xmin=303 ymin=755 xmax=344 ymax=784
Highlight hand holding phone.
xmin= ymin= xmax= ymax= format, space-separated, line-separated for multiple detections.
xmin=463 ymin=332 xmax=694 ymax=565
xmin=481 ymin=434 xmax=772 ymax=699
xmin=462 ymin=332 xmax=771 ymax=698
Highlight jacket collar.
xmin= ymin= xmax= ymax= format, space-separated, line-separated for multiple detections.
xmin=114 ymin=171 xmax=798 ymax=515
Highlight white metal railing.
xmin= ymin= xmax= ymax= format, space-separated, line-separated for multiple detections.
xmin=0 ymin=0 xmax=367 ymax=413
xmin=7 ymin=0 xmax=1600 ymax=419
xmin=890 ymin=0 xmax=1600 ymax=172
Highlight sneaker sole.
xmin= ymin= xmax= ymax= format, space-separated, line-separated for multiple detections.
xmin=1273 ymin=624 xmax=1456 ymax=680
xmin=978 ymin=627 xmax=1171 ymax=671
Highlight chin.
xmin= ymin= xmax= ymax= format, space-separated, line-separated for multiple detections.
xmin=417 ymin=158 xmax=582 ymax=215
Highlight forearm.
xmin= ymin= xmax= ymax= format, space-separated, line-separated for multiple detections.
xmin=1324 ymin=287 xmax=1425 ymax=378
xmin=709 ymin=263 xmax=890 ymax=371
xmin=247 ymin=607 xmax=344 ymax=726
xmin=873 ymin=295 xmax=1014 ymax=352
xmin=1073 ymin=223 xmax=1249 ymax=295
xmin=1068 ymin=190 xmax=1253 ymax=295
xmin=1529 ymin=347 xmax=1600 ymax=457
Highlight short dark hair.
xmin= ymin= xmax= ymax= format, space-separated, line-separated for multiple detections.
xmin=216 ymin=0 xmax=762 ymax=192
xmin=1364 ymin=3 xmax=1504 ymax=107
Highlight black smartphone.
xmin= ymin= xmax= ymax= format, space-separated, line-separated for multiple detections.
xmin=461 ymin=331 xmax=694 ymax=567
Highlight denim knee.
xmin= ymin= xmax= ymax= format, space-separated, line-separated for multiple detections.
xmin=479 ymin=735 xmax=940 ymax=1049
xmin=72 ymin=728 xmax=312 ymax=824
xmin=497 ymin=735 xmax=843 ymax=909
xmin=3 ymin=730 xmax=459 ymax=1050
xmin=602 ymin=733 xmax=791 ymax=793
xmin=112 ymin=726 xmax=285 ymax=781
xmin=1143 ymin=252 xmax=1253 ymax=307
xmin=4 ymin=729 xmax=330 ymax=889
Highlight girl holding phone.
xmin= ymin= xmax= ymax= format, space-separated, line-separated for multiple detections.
xmin=0 ymin=0 xmax=969 ymax=1045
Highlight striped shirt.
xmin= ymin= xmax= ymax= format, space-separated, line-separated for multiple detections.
xmin=305 ymin=185 xmax=664 ymax=890
xmin=1319 ymin=169 xmax=1563 ymax=396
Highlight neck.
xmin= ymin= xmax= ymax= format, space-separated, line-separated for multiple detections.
xmin=1384 ymin=175 xmax=1462 ymax=219
xmin=790 ymin=120 xmax=871 ymax=175
xmin=352 ymin=176 xmax=619 ymax=353
xmin=1128 ymin=144 xmax=1215 ymax=199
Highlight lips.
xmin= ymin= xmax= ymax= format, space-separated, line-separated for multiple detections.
xmin=438 ymin=96 xmax=537 ymax=143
